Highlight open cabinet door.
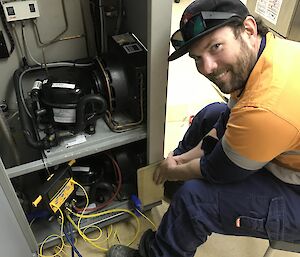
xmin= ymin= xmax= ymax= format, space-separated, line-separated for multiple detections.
xmin=0 ymin=159 xmax=37 ymax=257
xmin=147 ymin=0 xmax=173 ymax=164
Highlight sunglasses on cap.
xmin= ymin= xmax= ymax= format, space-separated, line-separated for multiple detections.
xmin=171 ymin=11 xmax=242 ymax=50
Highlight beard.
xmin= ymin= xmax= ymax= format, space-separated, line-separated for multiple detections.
xmin=207 ymin=37 xmax=257 ymax=94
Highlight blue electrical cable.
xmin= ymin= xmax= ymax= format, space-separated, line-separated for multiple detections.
xmin=63 ymin=223 xmax=83 ymax=257
xmin=68 ymin=223 xmax=75 ymax=257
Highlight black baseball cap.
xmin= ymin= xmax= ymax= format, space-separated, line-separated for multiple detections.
xmin=168 ymin=0 xmax=249 ymax=61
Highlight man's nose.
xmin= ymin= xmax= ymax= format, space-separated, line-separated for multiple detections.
xmin=198 ymin=57 xmax=218 ymax=76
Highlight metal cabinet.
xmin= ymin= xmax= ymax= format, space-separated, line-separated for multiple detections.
xmin=246 ymin=0 xmax=300 ymax=41
xmin=0 ymin=0 xmax=172 ymax=256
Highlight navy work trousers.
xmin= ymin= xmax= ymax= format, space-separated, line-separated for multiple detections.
xmin=151 ymin=102 xmax=300 ymax=257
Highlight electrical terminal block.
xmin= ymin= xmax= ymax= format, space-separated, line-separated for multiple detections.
xmin=1 ymin=0 xmax=40 ymax=22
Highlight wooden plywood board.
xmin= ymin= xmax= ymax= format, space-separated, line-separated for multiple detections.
xmin=137 ymin=162 xmax=164 ymax=207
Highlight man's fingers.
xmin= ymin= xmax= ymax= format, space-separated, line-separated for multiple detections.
xmin=153 ymin=166 xmax=166 ymax=185
xmin=156 ymin=174 xmax=165 ymax=185
xmin=153 ymin=166 xmax=161 ymax=184
xmin=158 ymin=177 xmax=165 ymax=185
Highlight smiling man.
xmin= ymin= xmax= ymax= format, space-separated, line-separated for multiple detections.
xmin=107 ymin=0 xmax=300 ymax=257
xmin=189 ymin=24 xmax=257 ymax=94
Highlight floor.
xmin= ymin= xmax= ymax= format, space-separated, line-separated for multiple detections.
xmin=43 ymin=1 xmax=299 ymax=256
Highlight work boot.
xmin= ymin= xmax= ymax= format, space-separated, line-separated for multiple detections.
xmin=106 ymin=229 xmax=155 ymax=257
xmin=138 ymin=229 xmax=155 ymax=257
xmin=106 ymin=245 xmax=141 ymax=257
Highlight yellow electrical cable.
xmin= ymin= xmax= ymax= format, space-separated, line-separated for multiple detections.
xmin=82 ymin=224 xmax=114 ymax=244
xmin=66 ymin=213 xmax=109 ymax=251
xmin=39 ymin=234 xmax=65 ymax=257
xmin=39 ymin=204 xmax=65 ymax=257
xmin=135 ymin=208 xmax=158 ymax=230
xmin=66 ymin=207 xmax=141 ymax=250
xmin=97 ymin=224 xmax=114 ymax=244
xmin=94 ymin=224 xmax=113 ymax=244
xmin=82 ymin=225 xmax=103 ymax=241
xmin=67 ymin=179 xmax=141 ymax=251
xmin=69 ymin=179 xmax=108 ymax=250
xmin=38 ymin=178 xmax=141 ymax=254
xmin=53 ymin=245 xmax=67 ymax=257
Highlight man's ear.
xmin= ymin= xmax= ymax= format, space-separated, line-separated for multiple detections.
xmin=243 ymin=16 xmax=258 ymax=37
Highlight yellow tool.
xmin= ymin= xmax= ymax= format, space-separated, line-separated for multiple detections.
xmin=33 ymin=160 xmax=76 ymax=213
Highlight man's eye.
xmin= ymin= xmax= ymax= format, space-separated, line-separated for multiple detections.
xmin=212 ymin=43 xmax=221 ymax=51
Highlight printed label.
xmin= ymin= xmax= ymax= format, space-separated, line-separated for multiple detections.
xmin=123 ymin=43 xmax=142 ymax=54
xmin=53 ymin=108 xmax=76 ymax=123
xmin=255 ymin=0 xmax=283 ymax=25
xmin=51 ymin=83 xmax=76 ymax=89
xmin=71 ymin=166 xmax=90 ymax=172
xmin=65 ymin=135 xmax=87 ymax=148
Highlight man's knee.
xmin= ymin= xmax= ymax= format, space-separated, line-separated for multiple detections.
xmin=173 ymin=179 xmax=217 ymax=204
xmin=173 ymin=102 xmax=227 ymax=156
xmin=192 ymin=102 xmax=227 ymax=127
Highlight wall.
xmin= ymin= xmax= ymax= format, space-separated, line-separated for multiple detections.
xmin=164 ymin=0 xmax=225 ymax=156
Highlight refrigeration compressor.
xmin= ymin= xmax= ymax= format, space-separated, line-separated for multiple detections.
xmin=13 ymin=33 xmax=147 ymax=150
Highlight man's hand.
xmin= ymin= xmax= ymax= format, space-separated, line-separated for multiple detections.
xmin=153 ymin=152 xmax=178 ymax=184
xmin=153 ymin=152 xmax=203 ymax=184
xmin=152 ymin=128 xmax=217 ymax=185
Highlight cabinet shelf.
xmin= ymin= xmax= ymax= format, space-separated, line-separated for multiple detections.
xmin=7 ymin=119 xmax=147 ymax=178
xmin=31 ymin=200 xmax=161 ymax=249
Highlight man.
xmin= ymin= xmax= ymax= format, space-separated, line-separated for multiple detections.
xmin=107 ymin=0 xmax=300 ymax=256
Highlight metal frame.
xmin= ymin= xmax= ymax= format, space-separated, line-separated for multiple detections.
xmin=0 ymin=0 xmax=173 ymax=255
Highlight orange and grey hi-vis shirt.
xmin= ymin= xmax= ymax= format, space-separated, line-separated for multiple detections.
xmin=223 ymin=32 xmax=300 ymax=184
xmin=200 ymin=32 xmax=300 ymax=184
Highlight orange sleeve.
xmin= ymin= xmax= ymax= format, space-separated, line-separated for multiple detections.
xmin=225 ymin=107 xmax=298 ymax=162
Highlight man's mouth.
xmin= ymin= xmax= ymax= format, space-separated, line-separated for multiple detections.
xmin=214 ymin=70 xmax=228 ymax=80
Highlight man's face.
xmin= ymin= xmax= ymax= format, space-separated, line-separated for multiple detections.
xmin=189 ymin=26 xmax=257 ymax=94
